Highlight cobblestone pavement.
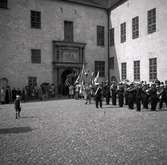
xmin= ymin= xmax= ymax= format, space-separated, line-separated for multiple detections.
xmin=0 ymin=99 xmax=167 ymax=165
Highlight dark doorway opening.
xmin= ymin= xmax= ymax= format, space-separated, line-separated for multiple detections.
xmin=61 ymin=68 xmax=76 ymax=96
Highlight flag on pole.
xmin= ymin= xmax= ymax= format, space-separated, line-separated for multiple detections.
xmin=74 ymin=73 xmax=81 ymax=84
xmin=94 ymin=71 xmax=99 ymax=84
xmin=65 ymin=77 xmax=71 ymax=87
xmin=74 ymin=64 xmax=85 ymax=84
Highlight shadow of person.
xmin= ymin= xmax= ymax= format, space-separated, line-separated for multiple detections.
xmin=20 ymin=116 xmax=37 ymax=119
xmin=0 ymin=127 xmax=33 ymax=134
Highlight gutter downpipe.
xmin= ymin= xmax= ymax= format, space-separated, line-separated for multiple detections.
xmin=107 ymin=8 xmax=111 ymax=85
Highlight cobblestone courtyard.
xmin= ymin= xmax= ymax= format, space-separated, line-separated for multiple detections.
xmin=0 ymin=99 xmax=167 ymax=165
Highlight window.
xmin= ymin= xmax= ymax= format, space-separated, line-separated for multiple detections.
xmin=0 ymin=0 xmax=7 ymax=8
xmin=64 ymin=21 xmax=73 ymax=42
xmin=31 ymin=49 xmax=41 ymax=64
xmin=132 ymin=16 xmax=139 ymax=39
xmin=97 ymin=26 xmax=105 ymax=46
xmin=31 ymin=10 xmax=41 ymax=29
xmin=109 ymin=57 xmax=114 ymax=69
xmin=95 ymin=61 xmax=105 ymax=77
xmin=121 ymin=62 xmax=126 ymax=80
xmin=149 ymin=58 xmax=157 ymax=81
xmin=28 ymin=77 xmax=37 ymax=87
xmin=109 ymin=28 xmax=114 ymax=46
xmin=134 ymin=60 xmax=140 ymax=81
xmin=148 ymin=8 xmax=156 ymax=34
xmin=120 ymin=22 xmax=126 ymax=43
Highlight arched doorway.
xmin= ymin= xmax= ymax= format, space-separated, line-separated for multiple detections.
xmin=61 ymin=68 xmax=76 ymax=96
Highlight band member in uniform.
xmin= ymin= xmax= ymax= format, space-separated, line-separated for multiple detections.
xmin=135 ymin=83 xmax=142 ymax=111
xmin=141 ymin=83 xmax=149 ymax=109
xmin=94 ymin=83 xmax=103 ymax=109
xmin=124 ymin=84 xmax=129 ymax=105
xmin=110 ymin=81 xmax=117 ymax=105
xmin=127 ymin=83 xmax=136 ymax=109
xmin=117 ymin=82 xmax=124 ymax=107
xmin=149 ymin=83 xmax=158 ymax=111
xmin=105 ymin=81 xmax=110 ymax=105
xmin=158 ymin=83 xmax=167 ymax=110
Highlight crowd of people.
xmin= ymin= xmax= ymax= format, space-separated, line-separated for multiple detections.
xmin=1 ymin=77 xmax=167 ymax=112
xmin=71 ymin=79 xmax=167 ymax=111
xmin=0 ymin=83 xmax=56 ymax=104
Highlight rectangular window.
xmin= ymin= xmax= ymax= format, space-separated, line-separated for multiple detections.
xmin=132 ymin=16 xmax=139 ymax=39
xmin=95 ymin=61 xmax=105 ymax=77
xmin=97 ymin=26 xmax=105 ymax=46
xmin=31 ymin=49 xmax=41 ymax=64
xmin=0 ymin=0 xmax=7 ymax=8
xmin=121 ymin=62 xmax=126 ymax=80
xmin=120 ymin=22 xmax=126 ymax=43
xmin=149 ymin=58 xmax=157 ymax=81
xmin=134 ymin=60 xmax=140 ymax=81
xmin=28 ymin=77 xmax=37 ymax=87
xmin=148 ymin=8 xmax=156 ymax=34
xmin=64 ymin=21 xmax=73 ymax=42
xmin=109 ymin=57 xmax=114 ymax=69
xmin=31 ymin=10 xmax=41 ymax=29
xmin=109 ymin=28 xmax=114 ymax=46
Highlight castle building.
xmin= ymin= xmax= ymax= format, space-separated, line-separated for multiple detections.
xmin=0 ymin=0 xmax=167 ymax=95
xmin=109 ymin=0 xmax=167 ymax=83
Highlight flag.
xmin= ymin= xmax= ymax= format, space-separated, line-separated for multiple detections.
xmin=74 ymin=64 xmax=85 ymax=84
xmin=90 ymin=72 xmax=95 ymax=85
xmin=94 ymin=71 xmax=99 ymax=84
xmin=74 ymin=73 xmax=81 ymax=84
xmin=65 ymin=77 xmax=71 ymax=87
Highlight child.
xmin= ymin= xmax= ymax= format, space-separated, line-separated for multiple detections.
xmin=14 ymin=95 xmax=21 ymax=119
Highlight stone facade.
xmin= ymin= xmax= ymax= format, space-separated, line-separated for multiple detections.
xmin=110 ymin=0 xmax=167 ymax=82
xmin=0 ymin=0 xmax=108 ymax=90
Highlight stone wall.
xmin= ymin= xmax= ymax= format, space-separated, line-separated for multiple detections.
xmin=0 ymin=0 xmax=108 ymax=88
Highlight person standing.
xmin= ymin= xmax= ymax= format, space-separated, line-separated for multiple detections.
xmin=158 ymin=83 xmax=167 ymax=110
xmin=94 ymin=83 xmax=103 ymax=109
xmin=69 ymin=85 xmax=74 ymax=98
xmin=149 ymin=83 xmax=158 ymax=111
xmin=14 ymin=95 xmax=21 ymax=119
xmin=110 ymin=82 xmax=117 ymax=105
xmin=127 ymin=83 xmax=135 ymax=109
xmin=105 ymin=82 xmax=110 ymax=105
xmin=135 ymin=84 xmax=142 ymax=111
xmin=117 ymin=82 xmax=124 ymax=107
xmin=141 ymin=84 xmax=149 ymax=109
xmin=0 ymin=87 xmax=6 ymax=104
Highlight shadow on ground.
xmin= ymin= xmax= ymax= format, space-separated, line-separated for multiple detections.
xmin=0 ymin=127 xmax=33 ymax=134
xmin=20 ymin=116 xmax=37 ymax=119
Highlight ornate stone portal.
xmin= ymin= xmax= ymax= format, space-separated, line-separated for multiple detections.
xmin=52 ymin=41 xmax=86 ymax=95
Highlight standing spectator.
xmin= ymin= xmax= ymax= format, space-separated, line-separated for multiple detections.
xmin=69 ymin=85 xmax=74 ymax=98
xmin=5 ymin=86 xmax=11 ymax=104
xmin=12 ymin=88 xmax=17 ymax=102
xmin=74 ymin=83 xmax=80 ymax=99
xmin=0 ymin=87 xmax=6 ymax=104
